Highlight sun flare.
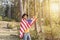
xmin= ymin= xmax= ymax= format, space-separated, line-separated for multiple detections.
xmin=50 ymin=3 xmax=59 ymax=12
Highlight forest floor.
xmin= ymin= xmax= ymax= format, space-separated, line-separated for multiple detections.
xmin=0 ymin=21 xmax=60 ymax=40
xmin=0 ymin=21 xmax=19 ymax=40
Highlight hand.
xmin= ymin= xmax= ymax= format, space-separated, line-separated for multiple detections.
xmin=32 ymin=16 xmax=38 ymax=21
xmin=32 ymin=16 xmax=37 ymax=19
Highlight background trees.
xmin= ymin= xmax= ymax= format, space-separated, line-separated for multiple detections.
xmin=0 ymin=0 xmax=60 ymax=40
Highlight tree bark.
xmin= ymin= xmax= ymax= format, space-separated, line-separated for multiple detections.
xmin=19 ymin=0 xmax=24 ymax=21
xmin=23 ymin=0 xmax=26 ymax=13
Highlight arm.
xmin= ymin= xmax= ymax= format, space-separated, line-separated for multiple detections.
xmin=30 ymin=17 xmax=37 ymax=26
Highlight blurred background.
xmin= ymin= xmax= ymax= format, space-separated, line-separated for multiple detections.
xmin=0 ymin=0 xmax=60 ymax=40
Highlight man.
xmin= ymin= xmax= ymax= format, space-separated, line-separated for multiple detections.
xmin=20 ymin=14 xmax=37 ymax=40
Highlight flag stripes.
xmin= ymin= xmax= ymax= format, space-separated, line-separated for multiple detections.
xmin=20 ymin=18 xmax=37 ymax=38
xmin=20 ymin=19 xmax=30 ymax=38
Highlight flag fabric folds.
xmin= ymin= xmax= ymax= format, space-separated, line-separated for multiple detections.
xmin=20 ymin=18 xmax=37 ymax=38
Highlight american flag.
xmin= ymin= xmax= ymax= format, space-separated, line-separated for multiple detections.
xmin=20 ymin=18 xmax=37 ymax=38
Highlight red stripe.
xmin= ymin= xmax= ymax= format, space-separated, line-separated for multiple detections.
xmin=20 ymin=29 xmax=23 ymax=33
xmin=22 ymin=19 xmax=29 ymax=29
xmin=24 ymin=19 xmax=29 ymax=28
xmin=23 ymin=19 xmax=29 ymax=26
xmin=20 ymin=22 xmax=26 ymax=30
xmin=20 ymin=18 xmax=37 ymax=38
xmin=20 ymin=30 xmax=23 ymax=36
xmin=30 ymin=18 xmax=37 ymax=26
xmin=20 ymin=23 xmax=25 ymax=31
xmin=21 ymin=20 xmax=27 ymax=29
xmin=20 ymin=33 xmax=23 ymax=38
xmin=20 ymin=27 xmax=24 ymax=32
xmin=24 ymin=19 xmax=30 ymax=28
xmin=20 ymin=30 xmax=23 ymax=35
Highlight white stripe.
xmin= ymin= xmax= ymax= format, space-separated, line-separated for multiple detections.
xmin=20 ymin=31 xmax=23 ymax=38
xmin=23 ymin=19 xmax=30 ymax=27
xmin=20 ymin=31 xmax=23 ymax=35
xmin=22 ymin=19 xmax=28 ymax=29
xmin=20 ymin=22 xmax=26 ymax=30
xmin=20 ymin=32 xmax=23 ymax=38
xmin=31 ymin=19 xmax=35 ymax=25
xmin=24 ymin=19 xmax=30 ymax=27
xmin=20 ymin=34 xmax=23 ymax=38
xmin=20 ymin=27 xmax=24 ymax=32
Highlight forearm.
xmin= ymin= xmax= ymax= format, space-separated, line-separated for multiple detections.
xmin=30 ymin=17 xmax=37 ymax=26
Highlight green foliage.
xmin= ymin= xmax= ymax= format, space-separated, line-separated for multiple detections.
xmin=7 ymin=24 xmax=13 ymax=29
xmin=3 ymin=17 xmax=11 ymax=21
xmin=6 ymin=22 xmax=19 ymax=29
xmin=3 ymin=17 xmax=15 ymax=22
xmin=30 ymin=30 xmax=38 ymax=40
xmin=44 ymin=18 xmax=50 ymax=26
xmin=17 ymin=25 xmax=20 ymax=30
xmin=0 ymin=16 xmax=2 ymax=21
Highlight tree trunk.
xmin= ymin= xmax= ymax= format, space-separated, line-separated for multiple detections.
xmin=8 ymin=5 xmax=11 ymax=18
xmin=23 ymin=0 xmax=26 ymax=13
xmin=19 ymin=0 xmax=24 ymax=21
